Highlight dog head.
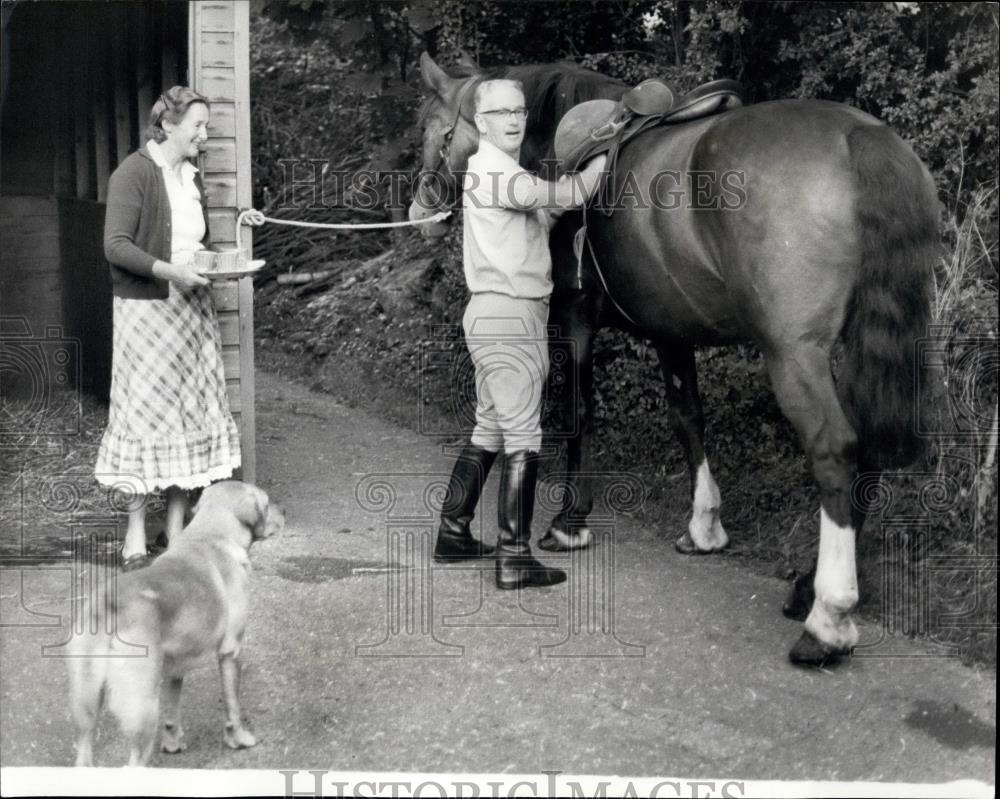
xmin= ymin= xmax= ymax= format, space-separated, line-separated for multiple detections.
xmin=193 ymin=481 xmax=285 ymax=541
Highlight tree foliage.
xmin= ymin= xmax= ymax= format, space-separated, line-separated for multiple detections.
xmin=253 ymin=0 xmax=997 ymax=220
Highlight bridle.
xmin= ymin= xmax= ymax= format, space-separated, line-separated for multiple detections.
xmin=415 ymin=77 xmax=480 ymax=213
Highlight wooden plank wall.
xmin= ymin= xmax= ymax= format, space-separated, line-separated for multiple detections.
xmin=190 ymin=0 xmax=256 ymax=483
xmin=0 ymin=198 xmax=62 ymax=340
xmin=58 ymin=199 xmax=113 ymax=398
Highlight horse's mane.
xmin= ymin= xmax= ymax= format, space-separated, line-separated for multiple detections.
xmin=503 ymin=62 xmax=626 ymax=130
xmin=439 ymin=60 xmax=627 ymax=170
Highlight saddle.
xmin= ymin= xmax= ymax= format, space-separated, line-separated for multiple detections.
xmin=553 ymin=77 xmax=743 ymax=311
xmin=555 ymin=77 xmax=744 ymax=179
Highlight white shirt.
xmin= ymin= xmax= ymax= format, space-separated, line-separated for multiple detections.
xmin=147 ymin=139 xmax=206 ymax=263
xmin=462 ymin=140 xmax=552 ymax=299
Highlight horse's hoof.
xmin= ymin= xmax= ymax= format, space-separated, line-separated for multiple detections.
xmin=673 ymin=531 xmax=716 ymax=555
xmin=788 ymin=629 xmax=849 ymax=667
xmin=782 ymin=573 xmax=815 ymax=621
xmin=539 ymin=526 xmax=592 ymax=551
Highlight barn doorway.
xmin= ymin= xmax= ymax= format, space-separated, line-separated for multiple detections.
xmin=1 ymin=1 xmax=188 ymax=401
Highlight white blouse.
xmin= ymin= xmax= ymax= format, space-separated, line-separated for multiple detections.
xmin=147 ymin=139 xmax=206 ymax=263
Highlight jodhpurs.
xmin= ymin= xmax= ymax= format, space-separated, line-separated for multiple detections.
xmin=462 ymin=292 xmax=549 ymax=454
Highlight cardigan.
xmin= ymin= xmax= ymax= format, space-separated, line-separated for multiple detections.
xmin=103 ymin=145 xmax=211 ymax=300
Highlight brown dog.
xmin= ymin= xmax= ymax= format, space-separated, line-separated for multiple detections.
xmin=68 ymin=481 xmax=284 ymax=766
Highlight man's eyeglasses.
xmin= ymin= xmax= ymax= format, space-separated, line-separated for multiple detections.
xmin=478 ymin=107 xmax=528 ymax=121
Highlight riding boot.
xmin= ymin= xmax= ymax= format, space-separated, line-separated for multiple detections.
xmin=495 ymin=451 xmax=567 ymax=589
xmin=433 ymin=443 xmax=498 ymax=562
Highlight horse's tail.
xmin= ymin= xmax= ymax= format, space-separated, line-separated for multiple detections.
xmin=840 ymin=124 xmax=939 ymax=470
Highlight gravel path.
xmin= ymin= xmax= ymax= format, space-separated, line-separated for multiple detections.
xmin=1 ymin=369 xmax=994 ymax=793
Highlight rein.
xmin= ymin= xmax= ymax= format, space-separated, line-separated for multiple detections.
xmin=417 ymin=77 xmax=480 ymax=212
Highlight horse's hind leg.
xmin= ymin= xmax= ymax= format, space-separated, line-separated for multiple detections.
xmin=653 ymin=342 xmax=728 ymax=553
xmin=765 ymin=344 xmax=860 ymax=664
xmin=783 ymin=464 xmax=883 ymax=621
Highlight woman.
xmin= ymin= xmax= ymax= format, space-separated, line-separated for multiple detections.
xmin=96 ymin=86 xmax=243 ymax=571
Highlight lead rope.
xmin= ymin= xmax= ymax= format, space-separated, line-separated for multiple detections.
xmin=234 ymin=208 xmax=452 ymax=252
xmin=237 ymin=203 xmax=644 ymax=329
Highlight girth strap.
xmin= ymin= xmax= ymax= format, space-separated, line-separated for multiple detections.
xmin=572 ymin=205 xmax=641 ymax=329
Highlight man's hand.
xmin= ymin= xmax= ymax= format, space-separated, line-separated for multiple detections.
xmin=569 ymin=154 xmax=609 ymax=204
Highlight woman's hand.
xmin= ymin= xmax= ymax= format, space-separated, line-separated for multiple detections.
xmin=152 ymin=259 xmax=210 ymax=289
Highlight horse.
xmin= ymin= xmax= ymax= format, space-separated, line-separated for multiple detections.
xmin=407 ymin=52 xmax=940 ymax=666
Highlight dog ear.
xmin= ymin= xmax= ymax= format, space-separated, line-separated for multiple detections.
xmin=250 ymin=487 xmax=269 ymax=538
xmin=263 ymin=500 xmax=285 ymax=538
xmin=253 ymin=486 xmax=284 ymax=539
xmin=255 ymin=494 xmax=268 ymax=537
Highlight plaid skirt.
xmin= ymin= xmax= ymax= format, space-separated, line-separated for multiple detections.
xmin=95 ymin=284 xmax=241 ymax=492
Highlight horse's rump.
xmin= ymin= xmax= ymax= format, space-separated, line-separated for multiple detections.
xmin=578 ymin=101 xmax=901 ymax=346
xmin=571 ymin=97 xmax=937 ymax=468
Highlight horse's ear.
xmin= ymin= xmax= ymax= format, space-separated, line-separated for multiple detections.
xmin=460 ymin=81 xmax=479 ymax=121
xmin=420 ymin=52 xmax=454 ymax=95
xmin=457 ymin=50 xmax=478 ymax=70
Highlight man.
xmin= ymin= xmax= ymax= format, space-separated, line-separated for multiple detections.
xmin=434 ymin=78 xmax=607 ymax=589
